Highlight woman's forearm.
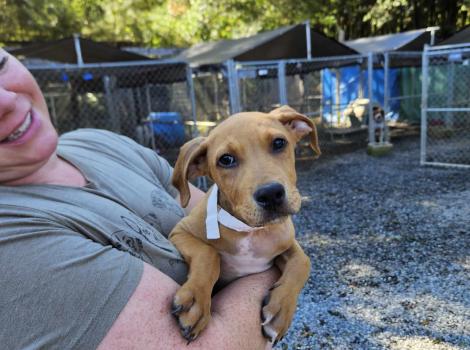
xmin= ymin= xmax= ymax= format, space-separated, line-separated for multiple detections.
xmin=98 ymin=263 xmax=277 ymax=350
xmin=207 ymin=268 xmax=279 ymax=349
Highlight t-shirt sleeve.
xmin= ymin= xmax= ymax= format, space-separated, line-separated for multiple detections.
xmin=0 ymin=205 xmax=143 ymax=350
xmin=130 ymin=141 xmax=179 ymax=198
xmin=63 ymin=129 xmax=180 ymax=198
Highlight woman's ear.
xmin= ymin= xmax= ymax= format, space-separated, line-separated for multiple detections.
xmin=270 ymin=105 xmax=321 ymax=157
xmin=172 ymin=137 xmax=208 ymax=207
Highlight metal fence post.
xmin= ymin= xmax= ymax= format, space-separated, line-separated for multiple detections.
xmin=420 ymin=45 xmax=429 ymax=165
xmin=383 ymin=52 xmax=389 ymax=115
xmin=305 ymin=21 xmax=312 ymax=60
xmin=278 ymin=60 xmax=287 ymax=106
xmin=103 ymin=75 xmax=120 ymax=132
xmin=186 ymin=66 xmax=199 ymax=137
xmin=368 ymin=52 xmax=374 ymax=144
xmin=73 ymin=34 xmax=84 ymax=67
xmin=226 ymin=59 xmax=241 ymax=114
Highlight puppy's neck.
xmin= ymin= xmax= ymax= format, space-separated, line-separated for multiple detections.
xmin=206 ymin=184 xmax=263 ymax=240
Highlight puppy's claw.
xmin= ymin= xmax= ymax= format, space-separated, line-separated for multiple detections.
xmin=171 ymin=303 xmax=184 ymax=316
xmin=262 ymin=294 xmax=270 ymax=307
xmin=261 ymin=326 xmax=272 ymax=342
xmin=181 ymin=325 xmax=194 ymax=338
xmin=184 ymin=331 xmax=198 ymax=345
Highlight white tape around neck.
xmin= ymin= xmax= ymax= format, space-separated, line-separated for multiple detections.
xmin=205 ymin=184 xmax=261 ymax=239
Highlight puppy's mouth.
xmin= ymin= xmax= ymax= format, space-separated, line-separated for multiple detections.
xmin=237 ymin=204 xmax=295 ymax=227
xmin=259 ymin=210 xmax=291 ymax=225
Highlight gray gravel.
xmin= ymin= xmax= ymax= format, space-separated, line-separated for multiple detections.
xmin=277 ymin=137 xmax=470 ymax=350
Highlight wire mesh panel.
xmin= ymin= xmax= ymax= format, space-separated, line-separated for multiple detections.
xmin=28 ymin=61 xmax=196 ymax=156
xmin=284 ymin=56 xmax=368 ymax=146
xmin=285 ymin=62 xmax=322 ymax=118
xmin=385 ymin=52 xmax=423 ymax=125
xmin=237 ymin=64 xmax=280 ymax=112
xmin=191 ymin=68 xmax=230 ymax=135
xmin=422 ymin=44 xmax=470 ymax=168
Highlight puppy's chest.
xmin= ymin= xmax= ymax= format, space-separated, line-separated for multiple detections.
xmin=218 ymin=226 xmax=292 ymax=283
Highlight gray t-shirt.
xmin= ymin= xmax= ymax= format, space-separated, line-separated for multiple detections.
xmin=0 ymin=129 xmax=188 ymax=350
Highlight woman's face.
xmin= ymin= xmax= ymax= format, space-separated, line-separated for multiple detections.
xmin=0 ymin=48 xmax=58 ymax=184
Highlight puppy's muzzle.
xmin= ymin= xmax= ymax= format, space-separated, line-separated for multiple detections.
xmin=253 ymin=182 xmax=286 ymax=212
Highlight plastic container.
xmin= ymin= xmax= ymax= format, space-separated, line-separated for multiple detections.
xmin=149 ymin=112 xmax=185 ymax=148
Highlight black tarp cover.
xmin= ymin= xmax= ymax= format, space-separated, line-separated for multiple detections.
xmin=437 ymin=26 xmax=470 ymax=46
xmin=9 ymin=36 xmax=150 ymax=64
xmin=176 ymin=24 xmax=358 ymax=67
xmin=9 ymin=37 xmax=188 ymax=85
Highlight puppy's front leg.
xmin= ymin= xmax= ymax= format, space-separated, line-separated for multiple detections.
xmin=261 ymin=240 xmax=311 ymax=344
xmin=170 ymin=228 xmax=220 ymax=343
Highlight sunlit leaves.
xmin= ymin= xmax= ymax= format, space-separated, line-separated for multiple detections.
xmin=0 ymin=0 xmax=468 ymax=47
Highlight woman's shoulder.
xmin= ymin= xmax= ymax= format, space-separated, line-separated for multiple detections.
xmin=59 ymin=128 xmax=148 ymax=162
xmin=60 ymin=128 xmax=133 ymax=147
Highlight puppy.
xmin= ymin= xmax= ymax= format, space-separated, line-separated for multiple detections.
xmin=169 ymin=105 xmax=321 ymax=344
xmin=372 ymin=105 xmax=386 ymax=143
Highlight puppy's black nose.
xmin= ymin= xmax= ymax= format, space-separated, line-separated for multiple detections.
xmin=254 ymin=182 xmax=286 ymax=210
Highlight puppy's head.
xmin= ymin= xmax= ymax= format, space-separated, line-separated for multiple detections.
xmin=373 ymin=106 xmax=385 ymax=123
xmin=172 ymin=105 xmax=321 ymax=227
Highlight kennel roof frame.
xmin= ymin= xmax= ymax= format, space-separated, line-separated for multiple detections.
xmin=345 ymin=27 xmax=439 ymax=54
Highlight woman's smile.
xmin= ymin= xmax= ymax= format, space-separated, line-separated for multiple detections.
xmin=0 ymin=108 xmax=42 ymax=146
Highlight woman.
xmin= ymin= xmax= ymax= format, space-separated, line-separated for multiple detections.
xmin=0 ymin=48 xmax=277 ymax=349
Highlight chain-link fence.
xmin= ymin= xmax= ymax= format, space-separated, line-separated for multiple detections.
xmin=27 ymin=52 xmax=436 ymax=160
xmin=222 ymin=55 xmax=371 ymax=153
xmin=28 ymin=60 xmax=197 ymax=160
xmin=191 ymin=67 xmax=230 ymax=136
xmin=384 ymin=52 xmax=423 ymax=125
xmin=421 ymin=44 xmax=470 ymax=168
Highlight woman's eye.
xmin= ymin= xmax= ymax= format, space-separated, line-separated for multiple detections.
xmin=218 ymin=154 xmax=237 ymax=168
xmin=272 ymin=138 xmax=287 ymax=152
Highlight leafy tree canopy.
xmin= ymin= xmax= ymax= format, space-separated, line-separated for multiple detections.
xmin=0 ymin=0 xmax=468 ymax=47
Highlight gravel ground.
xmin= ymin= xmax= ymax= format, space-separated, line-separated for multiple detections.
xmin=277 ymin=137 xmax=470 ymax=350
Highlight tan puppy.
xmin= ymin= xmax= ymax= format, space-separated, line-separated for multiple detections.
xmin=169 ymin=105 xmax=321 ymax=344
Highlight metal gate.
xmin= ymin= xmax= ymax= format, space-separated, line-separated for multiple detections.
xmin=421 ymin=44 xmax=470 ymax=168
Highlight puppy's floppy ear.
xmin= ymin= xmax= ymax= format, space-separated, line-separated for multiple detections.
xmin=172 ymin=136 xmax=208 ymax=207
xmin=270 ymin=105 xmax=321 ymax=156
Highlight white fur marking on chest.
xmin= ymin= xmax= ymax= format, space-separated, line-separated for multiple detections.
xmin=220 ymin=236 xmax=273 ymax=282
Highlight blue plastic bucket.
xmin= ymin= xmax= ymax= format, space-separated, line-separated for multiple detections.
xmin=149 ymin=112 xmax=185 ymax=148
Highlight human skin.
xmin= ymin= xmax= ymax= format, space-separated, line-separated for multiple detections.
xmin=0 ymin=48 xmax=84 ymax=186
xmin=0 ymin=48 xmax=275 ymax=349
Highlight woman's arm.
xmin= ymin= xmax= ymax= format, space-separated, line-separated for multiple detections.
xmin=99 ymin=181 xmax=274 ymax=349
xmin=97 ymin=263 xmax=277 ymax=350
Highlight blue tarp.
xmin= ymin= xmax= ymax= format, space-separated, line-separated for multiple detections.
xmin=322 ymin=65 xmax=400 ymax=124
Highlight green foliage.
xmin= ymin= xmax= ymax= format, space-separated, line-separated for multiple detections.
xmin=0 ymin=0 xmax=469 ymax=47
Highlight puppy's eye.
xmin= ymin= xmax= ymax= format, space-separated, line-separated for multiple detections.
xmin=218 ymin=154 xmax=237 ymax=168
xmin=272 ymin=138 xmax=287 ymax=152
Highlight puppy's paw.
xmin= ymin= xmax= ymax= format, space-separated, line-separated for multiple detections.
xmin=171 ymin=282 xmax=212 ymax=343
xmin=260 ymin=285 xmax=297 ymax=345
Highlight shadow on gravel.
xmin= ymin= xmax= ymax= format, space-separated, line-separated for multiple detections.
xmin=277 ymin=137 xmax=470 ymax=350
